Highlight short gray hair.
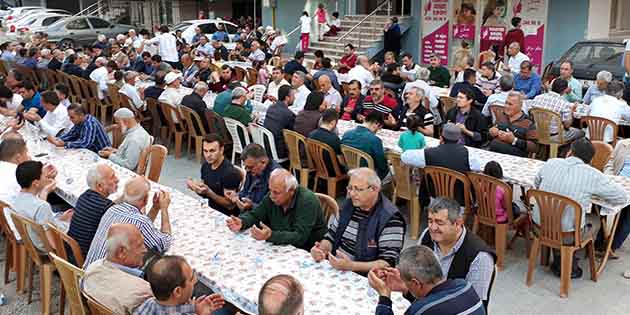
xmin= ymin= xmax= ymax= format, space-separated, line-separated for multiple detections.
xmin=416 ymin=67 xmax=430 ymax=81
xmin=86 ymin=163 xmax=107 ymax=190
xmin=507 ymin=91 xmax=524 ymax=106
xmin=194 ymin=81 xmax=209 ymax=92
xmin=348 ymin=167 xmax=381 ymax=189
xmin=124 ymin=71 xmax=138 ymax=81
xmin=606 ymin=80 xmax=625 ymax=98
xmin=293 ymin=71 xmax=306 ymax=82
xmin=122 ymin=178 xmax=150 ymax=203
xmin=397 ymin=245 xmax=444 ymax=284
xmin=270 ymin=168 xmax=298 ymax=192
xmin=105 ymin=230 xmax=130 ymax=260
xmin=427 ymin=197 xmax=462 ymax=223
xmin=95 ymin=56 xmax=108 ymax=66
xmin=407 ymin=86 xmax=425 ymax=99
xmin=596 ymin=70 xmax=613 ymax=83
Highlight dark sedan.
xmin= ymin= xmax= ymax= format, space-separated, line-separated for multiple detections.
xmin=45 ymin=16 xmax=134 ymax=49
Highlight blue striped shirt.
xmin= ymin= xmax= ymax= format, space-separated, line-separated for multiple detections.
xmin=59 ymin=114 xmax=111 ymax=152
xmin=133 ymin=298 xmax=195 ymax=315
xmin=84 ymin=202 xmax=172 ymax=268
xmin=67 ymin=189 xmax=114 ymax=259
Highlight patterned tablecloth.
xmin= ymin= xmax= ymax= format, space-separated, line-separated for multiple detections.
xmin=1 ymin=116 xmax=410 ymax=315
xmin=336 ymin=120 xmax=630 ymax=214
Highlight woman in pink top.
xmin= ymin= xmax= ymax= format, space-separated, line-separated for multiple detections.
xmin=315 ymin=3 xmax=328 ymax=41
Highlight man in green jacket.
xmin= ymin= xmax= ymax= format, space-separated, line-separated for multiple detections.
xmin=226 ymin=168 xmax=327 ymax=250
xmin=428 ymin=53 xmax=451 ymax=88
xmin=222 ymin=86 xmax=255 ymax=126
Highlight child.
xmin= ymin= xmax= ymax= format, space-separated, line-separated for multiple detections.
xmin=398 ymin=115 xmax=426 ymax=152
xmin=299 ymin=11 xmax=311 ymax=52
xmin=315 ymin=3 xmax=328 ymax=41
xmin=483 ymin=161 xmax=521 ymax=223
xmin=325 ymin=12 xmax=341 ymax=37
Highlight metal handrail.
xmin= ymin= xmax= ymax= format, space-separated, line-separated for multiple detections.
xmin=73 ymin=0 xmax=104 ymax=17
xmin=286 ymin=24 xmax=302 ymax=38
xmin=336 ymin=0 xmax=391 ymax=43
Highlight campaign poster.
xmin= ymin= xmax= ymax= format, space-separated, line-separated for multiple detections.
xmin=421 ymin=0 xmax=450 ymax=65
xmin=515 ymin=0 xmax=547 ymax=73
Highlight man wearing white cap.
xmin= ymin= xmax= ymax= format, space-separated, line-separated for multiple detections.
xmin=98 ymin=108 xmax=151 ymax=171
xmin=158 ymin=72 xmax=185 ymax=122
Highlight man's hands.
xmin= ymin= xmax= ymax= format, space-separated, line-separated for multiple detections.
xmin=328 ymin=251 xmax=354 ymax=271
xmin=250 ymin=221 xmax=272 ymax=241
xmin=226 ymin=215 xmax=243 ymax=232
xmin=59 ymin=209 xmax=74 ymax=222
xmin=368 ymin=267 xmax=408 ymax=297
xmin=368 ymin=268 xmax=391 ymax=297
xmin=186 ymin=178 xmax=211 ymax=196
xmin=310 ymin=241 xmax=327 ymax=262
xmin=98 ymin=147 xmax=116 ymax=158
xmin=47 ymin=136 xmax=64 ymax=147
xmin=193 ymin=293 xmax=225 ymax=315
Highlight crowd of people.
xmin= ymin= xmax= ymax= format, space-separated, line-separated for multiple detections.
xmin=0 ymin=8 xmax=630 ymax=315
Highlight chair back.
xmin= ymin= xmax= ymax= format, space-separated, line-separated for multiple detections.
xmin=84 ymin=79 xmax=100 ymax=100
xmin=590 ymin=140 xmax=613 ymax=172
xmin=49 ymin=252 xmax=88 ymax=315
xmin=527 ymin=189 xmax=583 ymax=247
xmin=10 ymin=213 xmax=53 ymax=266
xmin=46 ymin=223 xmax=85 ymax=267
xmin=0 ymin=201 xmax=17 ymax=244
xmin=235 ymin=165 xmax=247 ymax=190
xmin=179 ymin=106 xmax=208 ymax=137
xmin=137 ymin=144 xmax=168 ymax=182
xmin=68 ymin=75 xmax=84 ymax=101
xmin=203 ymin=110 xmax=232 ymax=145
xmin=315 ymin=193 xmax=339 ymax=223
xmin=283 ymin=129 xmax=312 ymax=170
xmin=488 ymin=104 xmax=507 ymax=124
xmin=341 ymin=144 xmax=375 ymax=170
xmin=83 ymin=292 xmax=114 ymax=315
xmin=307 ymin=138 xmax=345 ymax=179
xmin=467 ymin=172 xmax=514 ymax=226
xmin=250 ymin=124 xmax=284 ymax=161
xmin=529 ymin=107 xmax=565 ymax=145
xmin=582 ymin=116 xmax=618 ymax=146
xmin=106 ymin=84 xmax=121 ymax=108
xmin=45 ymin=69 xmax=58 ymax=88
xmin=439 ymin=96 xmax=457 ymax=116
xmin=159 ymin=101 xmax=183 ymax=131
xmin=224 ymin=117 xmax=251 ymax=160
xmin=386 ymin=152 xmax=416 ymax=201
xmin=15 ymin=65 xmax=40 ymax=87
xmin=247 ymin=68 xmax=258 ymax=86
xmin=249 ymin=84 xmax=267 ymax=103
xmin=423 ymin=166 xmax=472 ymax=212
xmin=146 ymin=98 xmax=163 ymax=136
xmin=268 ymin=56 xmax=282 ymax=67
xmin=234 ymin=67 xmax=247 ymax=82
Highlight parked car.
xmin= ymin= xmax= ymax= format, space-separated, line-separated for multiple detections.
xmin=174 ymin=19 xmax=239 ymax=49
xmin=8 ymin=12 xmax=69 ymax=35
xmin=4 ymin=8 xmax=70 ymax=30
xmin=45 ymin=16 xmax=134 ymax=49
xmin=543 ymin=40 xmax=626 ymax=94
xmin=1 ymin=6 xmax=45 ymax=26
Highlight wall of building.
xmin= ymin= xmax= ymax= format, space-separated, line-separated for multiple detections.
xmin=262 ymin=0 xmax=318 ymax=55
xmin=401 ymin=0 xmax=420 ymax=61
xmin=586 ymin=0 xmax=611 ymax=39
xmin=543 ymin=0 xmax=589 ymax=65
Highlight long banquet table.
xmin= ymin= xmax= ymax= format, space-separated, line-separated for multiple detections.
xmin=0 ymin=116 xmax=410 ymax=315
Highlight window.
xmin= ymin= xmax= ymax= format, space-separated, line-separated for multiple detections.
xmin=198 ymin=23 xmax=217 ymax=34
xmin=42 ymin=16 xmax=64 ymax=27
xmin=610 ymin=0 xmax=630 ymax=35
xmin=173 ymin=22 xmax=192 ymax=32
xmin=223 ymin=23 xmax=238 ymax=34
xmin=88 ymin=18 xmax=110 ymax=29
xmin=66 ymin=18 xmax=89 ymax=30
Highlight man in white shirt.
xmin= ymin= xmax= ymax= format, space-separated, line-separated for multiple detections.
xmin=319 ymin=75 xmax=342 ymax=110
xmin=248 ymin=40 xmax=266 ymax=62
xmin=265 ymin=67 xmax=290 ymax=103
xmin=146 ymin=26 xmax=180 ymax=69
xmin=120 ymin=71 xmax=145 ymax=111
xmin=503 ymin=42 xmax=530 ymax=75
xmin=158 ymin=72 xmax=186 ymax=123
xmin=348 ymin=55 xmax=375 ymax=95
xmin=588 ymin=81 xmax=630 ymax=143
xmin=89 ymin=57 xmax=110 ymax=100
xmin=290 ymin=71 xmax=311 ymax=112
xmin=24 ymin=91 xmax=73 ymax=137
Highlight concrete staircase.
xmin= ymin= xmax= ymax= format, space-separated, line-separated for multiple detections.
xmin=305 ymin=14 xmax=412 ymax=64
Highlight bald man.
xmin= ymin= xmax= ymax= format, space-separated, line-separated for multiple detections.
xmin=226 ymin=169 xmax=327 ymax=250
xmin=319 ymin=75 xmax=343 ymax=110
xmin=258 ymin=275 xmax=304 ymax=315
xmin=348 ymin=55 xmax=375 ymax=95
xmin=84 ymin=176 xmax=172 ymax=267
xmin=82 ymin=224 xmax=153 ymax=315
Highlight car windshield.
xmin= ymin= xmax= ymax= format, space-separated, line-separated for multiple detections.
xmin=563 ymin=43 xmax=625 ymax=68
xmin=173 ymin=22 xmax=192 ymax=31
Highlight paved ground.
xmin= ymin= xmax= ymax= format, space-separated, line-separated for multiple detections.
xmin=1 ymin=154 xmax=629 ymax=314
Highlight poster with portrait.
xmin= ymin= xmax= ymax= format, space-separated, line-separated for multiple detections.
xmin=516 ymin=0 xmax=547 ymax=74
xmin=421 ymin=0 xmax=450 ymax=65
xmin=480 ymin=0 xmax=508 ymax=53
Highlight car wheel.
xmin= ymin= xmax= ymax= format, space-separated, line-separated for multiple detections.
xmin=58 ymin=39 xmax=75 ymax=50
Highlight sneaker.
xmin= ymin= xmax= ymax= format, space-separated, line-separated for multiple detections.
xmin=551 ymin=264 xmax=582 ymax=279
xmin=623 ymin=270 xmax=630 ymax=279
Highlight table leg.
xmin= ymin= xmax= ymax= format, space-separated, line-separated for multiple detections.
xmin=596 ymin=212 xmax=621 ymax=278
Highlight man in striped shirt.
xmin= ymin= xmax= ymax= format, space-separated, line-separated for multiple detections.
xmin=47 ymin=103 xmax=111 ymax=153
xmin=310 ymin=168 xmax=405 ymax=275
xmin=84 ymin=176 xmax=172 ymax=268
xmin=357 ymin=80 xmax=401 ymax=129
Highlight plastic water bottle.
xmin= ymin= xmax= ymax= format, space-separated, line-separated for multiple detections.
xmin=0 ymin=293 xmax=6 ymax=306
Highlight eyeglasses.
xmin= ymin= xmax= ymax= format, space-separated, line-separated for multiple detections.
xmin=346 ymin=185 xmax=372 ymax=193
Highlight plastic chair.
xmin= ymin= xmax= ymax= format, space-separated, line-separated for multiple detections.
xmin=529 ymin=108 xmax=568 ymax=159
xmin=341 ymin=144 xmax=375 ymax=170
xmin=582 ymin=116 xmax=618 ymax=147
xmin=146 ymin=98 xmax=167 ymax=141
xmin=249 ymin=84 xmax=267 ymax=103
xmin=423 ymin=166 xmax=473 ymax=221
xmin=105 ymin=123 xmax=123 ymax=149
xmin=179 ymin=106 xmax=208 ymax=163
xmin=83 ymin=292 xmax=114 ymax=315
xmin=250 ymin=124 xmax=288 ymax=163
xmin=439 ymin=96 xmax=457 ymax=117
xmin=307 ymin=138 xmax=348 ymax=199
xmin=137 ymin=144 xmax=168 ymax=183
xmin=106 ymin=84 xmax=122 ymax=111
xmin=247 ymin=68 xmax=258 ymax=86
xmin=525 ymin=189 xmax=597 ymax=298
xmin=84 ymin=79 xmax=111 ymax=123
xmin=224 ymin=117 xmax=251 ymax=165
xmin=46 ymin=223 xmax=85 ymax=268
xmin=386 ymin=152 xmax=422 ymax=239
xmin=159 ymin=101 xmax=187 ymax=159
xmin=315 ymin=193 xmax=340 ymax=224
xmin=590 ymin=140 xmax=613 ymax=172
xmin=283 ymin=129 xmax=314 ymax=187
xmin=49 ymin=252 xmax=88 ymax=315
xmin=0 ymin=203 xmax=26 ymax=293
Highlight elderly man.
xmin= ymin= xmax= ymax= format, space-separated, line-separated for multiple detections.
xmin=311 ymin=168 xmax=405 ymax=273
xmin=226 ymin=169 xmax=327 ymax=250
xmin=534 ymin=138 xmax=628 ymax=278
xmin=180 ymin=54 xmax=198 ymax=88
xmin=226 ymin=144 xmax=280 ymax=212
xmin=488 ymin=92 xmax=536 ymax=157
xmin=427 ymin=53 xmax=450 ymax=88
xmin=342 ymin=111 xmax=390 ymax=179
xmin=99 ymin=108 xmax=151 ymax=171
xmin=417 ymin=198 xmax=496 ymax=307
xmin=348 ymin=55 xmax=375 ymax=95
xmin=264 ymin=85 xmax=296 ymax=159
xmin=222 ymin=87 xmax=255 ymax=126
xmin=119 ymin=71 xmax=145 ymax=111
xmin=291 ymin=71 xmax=311 ymax=112
xmin=47 ymin=49 xmax=64 ymax=71
xmin=503 ymin=42 xmax=530 ymax=75
xmin=48 ymin=104 xmax=111 ymax=153
xmin=513 ymin=61 xmax=541 ymax=99
xmin=258 ymin=275 xmax=304 ymax=315
xmin=558 ymin=61 xmax=583 ymax=102
xmin=584 ymin=70 xmax=613 ymax=105
xmin=369 ymin=245 xmax=485 ymax=315
xmin=357 ymin=80 xmax=400 ymax=128
xmin=37 ymin=48 xmax=52 ymax=69
xmin=67 ymin=163 xmax=118 ymax=259
xmin=397 ymin=87 xmax=434 ymax=136
xmin=133 ymin=255 xmax=225 ymax=315
xmin=158 ymin=72 xmax=186 ymax=122
xmin=82 ymin=224 xmax=153 ymax=315
xmin=481 ymin=75 xmax=514 ymax=120
xmin=84 ymin=176 xmax=172 ymax=267
xmin=89 ymin=57 xmax=111 ymax=100
xmin=23 ymin=90 xmax=72 ymax=137
xmin=248 ymin=40 xmax=266 ymax=62
xmin=586 ymin=81 xmax=630 ymax=143
xmin=265 ymin=67 xmax=290 ymax=103
xmin=182 ymin=81 xmax=209 ymax=118
xmin=319 ymin=75 xmax=343 ymax=110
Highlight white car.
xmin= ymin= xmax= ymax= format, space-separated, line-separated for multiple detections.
xmin=2 ymin=6 xmax=44 ymax=26
xmin=8 ymin=12 xmax=69 ymax=35
xmin=4 ymin=8 xmax=70 ymax=30
xmin=173 ymin=19 xmax=240 ymax=50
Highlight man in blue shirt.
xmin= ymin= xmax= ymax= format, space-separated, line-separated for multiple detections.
xmin=18 ymin=80 xmax=46 ymax=117
xmin=283 ymin=51 xmax=308 ymax=76
xmin=212 ymin=24 xmax=229 ymax=42
xmin=514 ymin=61 xmax=541 ymax=99
xmin=313 ymin=58 xmax=340 ymax=90
xmin=47 ymin=103 xmax=111 ymax=152
xmin=341 ymin=111 xmax=389 ymax=179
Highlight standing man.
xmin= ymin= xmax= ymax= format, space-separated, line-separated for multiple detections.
xmin=146 ymin=26 xmax=181 ymax=70
xmin=383 ymin=17 xmax=401 ymax=57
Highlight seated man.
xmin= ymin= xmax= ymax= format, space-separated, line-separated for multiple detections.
xmin=265 ymin=66 xmax=290 ymax=103
xmin=143 ymin=71 xmax=166 ymax=100
xmin=84 ymin=176 xmax=172 ymax=267
xmin=313 ymin=58 xmax=340 ymax=90
xmin=226 ymin=143 xmax=280 ymax=212
xmin=514 ymin=61 xmax=541 ymax=99
xmin=584 ymin=70 xmax=612 ymax=105
xmin=158 ymin=72 xmax=186 ymax=122
xmin=23 ymin=90 xmax=73 ymax=137
xmin=476 ymin=61 xmax=502 ymax=94
xmin=488 ymin=92 xmax=537 ymax=157
xmin=181 ymin=82 xmax=210 ymax=131
xmin=47 ymin=104 xmax=111 ymax=153
xmin=418 ymin=198 xmax=496 ymax=307
xmin=341 ymin=111 xmax=389 ymax=179
xmin=82 ymin=224 xmax=153 ymax=315
xmin=319 ymin=75 xmax=342 ymax=110
xmin=427 ymin=53 xmax=451 ymax=88
xmin=67 ymin=163 xmax=118 ymax=259
xmin=17 ymin=80 xmax=45 ymax=118
xmin=311 ymin=168 xmax=405 ymax=274
xmin=186 ymin=135 xmax=242 ymax=216
xmin=258 ymin=275 xmax=304 ymax=315
xmin=380 ymin=63 xmax=405 ymax=89
xmin=11 ymin=161 xmax=73 ymax=252
xmin=119 ymin=71 xmax=145 ymax=111
xmin=481 ymin=75 xmax=514 ymax=121
xmin=208 ymin=65 xmax=235 ymax=93
xmin=148 ymin=55 xmax=173 ymax=81
xmin=309 ymin=109 xmax=346 ymax=176
xmin=587 ymin=80 xmax=630 ymax=143
xmin=222 ymin=87 xmax=255 ymax=126
xmin=98 ymin=108 xmax=152 ymax=171
xmin=534 ymin=138 xmax=628 ymax=278
xmin=339 ymin=80 xmax=365 ymax=121
xmin=450 ymin=68 xmax=488 ymax=106
xmin=369 ymin=245 xmax=485 ymax=315
xmin=263 ymin=85 xmax=296 ymax=160
xmin=226 ymin=169 xmax=327 ymax=250
xmin=357 ymin=80 xmax=400 ymax=128
xmin=133 ymin=255 xmax=225 ymax=315
xmin=445 ymin=88 xmax=488 ymax=148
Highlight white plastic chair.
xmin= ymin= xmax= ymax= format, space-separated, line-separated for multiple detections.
xmin=249 ymin=84 xmax=267 ymax=103
xmin=250 ymin=99 xmax=270 ymax=124
xmin=223 ymin=117 xmax=251 ymax=165
xmin=250 ymin=124 xmax=288 ymax=163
